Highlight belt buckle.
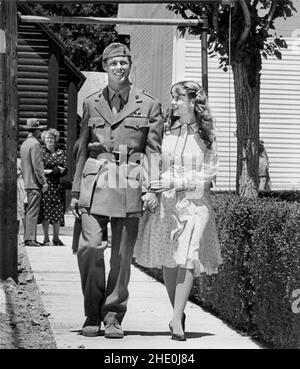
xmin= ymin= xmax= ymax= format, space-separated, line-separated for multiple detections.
xmin=112 ymin=151 xmax=120 ymax=164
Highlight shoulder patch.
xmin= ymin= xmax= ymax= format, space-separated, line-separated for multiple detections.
xmin=86 ymin=89 xmax=102 ymax=100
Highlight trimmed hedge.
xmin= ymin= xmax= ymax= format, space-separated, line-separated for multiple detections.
xmin=258 ymin=190 xmax=300 ymax=202
xmin=212 ymin=190 xmax=300 ymax=203
xmin=133 ymin=193 xmax=300 ymax=348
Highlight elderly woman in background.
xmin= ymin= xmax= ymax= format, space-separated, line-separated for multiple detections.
xmin=39 ymin=128 xmax=67 ymax=246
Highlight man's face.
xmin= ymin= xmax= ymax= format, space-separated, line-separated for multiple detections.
xmin=33 ymin=128 xmax=41 ymax=138
xmin=103 ymin=56 xmax=131 ymax=86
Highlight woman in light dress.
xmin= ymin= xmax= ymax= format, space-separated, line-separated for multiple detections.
xmin=134 ymin=80 xmax=222 ymax=341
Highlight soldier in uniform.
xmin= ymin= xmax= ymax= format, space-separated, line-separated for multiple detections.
xmin=70 ymin=43 xmax=163 ymax=339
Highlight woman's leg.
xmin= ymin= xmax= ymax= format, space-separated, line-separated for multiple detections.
xmin=170 ymin=267 xmax=194 ymax=335
xmin=162 ymin=266 xmax=178 ymax=307
xmin=42 ymin=221 xmax=50 ymax=243
xmin=53 ymin=223 xmax=60 ymax=241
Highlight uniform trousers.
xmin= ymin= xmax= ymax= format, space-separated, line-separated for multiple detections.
xmin=77 ymin=210 xmax=139 ymax=325
xmin=24 ymin=189 xmax=41 ymax=241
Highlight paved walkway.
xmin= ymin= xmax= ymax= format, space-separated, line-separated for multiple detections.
xmin=25 ymin=215 xmax=262 ymax=349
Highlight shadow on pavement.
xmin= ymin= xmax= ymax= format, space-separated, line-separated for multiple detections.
xmin=70 ymin=329 xmax=214 ymax=339
xmin=124 ymin=331 xmax=214 ymax=339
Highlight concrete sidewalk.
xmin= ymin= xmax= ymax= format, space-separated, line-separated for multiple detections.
xmin=25 ymin=215 xmax=262 ymax=349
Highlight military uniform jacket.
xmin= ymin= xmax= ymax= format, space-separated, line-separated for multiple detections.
xmin=72 ymin=85 xmax=164 ymax=217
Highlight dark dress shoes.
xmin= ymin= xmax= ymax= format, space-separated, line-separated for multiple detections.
xmin=82 ymin=316 xmax=101 ymax=337
xmin=52 ymin=239 xmax=65 ymax=246
xmin=104 ymin=322 xmax=124 ymax=339
xmin=24 ymin=240 xmax=43 ymax=247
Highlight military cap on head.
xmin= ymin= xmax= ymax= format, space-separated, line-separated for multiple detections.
xmin=26 ymin=118 xmax=40 ymax=130
xmin=102 ymin=42 xmax=131 ymax=61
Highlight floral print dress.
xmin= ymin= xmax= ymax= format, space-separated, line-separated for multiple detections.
xmin=38 ymin=148 xmax=67 ymax=226
xmin=134 ymin=120 xmax=222 ymax=276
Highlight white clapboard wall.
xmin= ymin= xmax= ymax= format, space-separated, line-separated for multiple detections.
xmin=176 ymin=36 xmax=300 ymax=191
xmin=118 ymin=4 xmax=300 ymax=191
xmin=116 ymin=3 xmax=175 ymax=110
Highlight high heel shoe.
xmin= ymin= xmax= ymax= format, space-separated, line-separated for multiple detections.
xmin=169 ymin=323 xmax=186 ymax=341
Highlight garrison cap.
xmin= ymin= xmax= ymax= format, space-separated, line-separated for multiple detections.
xmin=102 ymin=42 xmax=131 ymax=61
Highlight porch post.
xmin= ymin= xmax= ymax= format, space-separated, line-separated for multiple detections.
xmin=0 ymin=0 xmax=18 ymax=281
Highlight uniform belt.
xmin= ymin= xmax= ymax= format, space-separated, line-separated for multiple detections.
xmin=96 ymin=151 xmax=141 ymax=165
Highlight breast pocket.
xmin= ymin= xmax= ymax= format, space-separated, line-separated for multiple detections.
xmin=88 ymin=117 xmax=106 ymax=131
xmin=89 ymin=117 xmax=107 ymax=143
xmin=124 ymin=118 xmax=149 ymax=148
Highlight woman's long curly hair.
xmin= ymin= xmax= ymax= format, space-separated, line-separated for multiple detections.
xmin=165 ymin=81 xmax=216 ymax=148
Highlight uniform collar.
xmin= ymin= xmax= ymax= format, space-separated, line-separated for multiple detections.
xmin=107 ymin=84 xmax=131 ymax=104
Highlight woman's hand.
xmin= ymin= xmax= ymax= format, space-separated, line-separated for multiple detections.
xmin=142 ymin=192 xmax=158 ymax=212
xmin=58 ymin=165 xmax=66 ymax=174
xmin=44 ymin=169 xmax=53 ymax=175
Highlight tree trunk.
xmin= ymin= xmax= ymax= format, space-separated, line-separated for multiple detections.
xmin=231 ymin=59 xmax=260 ymax=198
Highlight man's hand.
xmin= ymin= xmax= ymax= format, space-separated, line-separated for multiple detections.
xmin=151 ymin=178 xmax=196 ymax=192
xmin=142 ymin=192 xmax=158 ymax=213
xmin=42 ymin=183 xmax=48 ymax=193
xmin=150 ymin=178 xmax=174 ymax=192
xmin=70 ymin=197 xmax=81 ymax=219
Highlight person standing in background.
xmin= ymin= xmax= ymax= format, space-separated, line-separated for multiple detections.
xmin=20 ymin=118 xmax=48 ymax=247
xmin=258 ymin=140 xmax=271 ymax=191
xmin=38 ymin=128 xmax=68 ymax=246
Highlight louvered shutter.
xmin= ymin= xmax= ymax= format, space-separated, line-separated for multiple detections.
xmin=17 ymin=24 xmax=49 ymax=145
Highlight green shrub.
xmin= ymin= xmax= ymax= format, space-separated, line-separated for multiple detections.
xmin=258 ymin=190 xmax=300 ymax=202
xmin=193 ymin=195 xmax=256 ymax=330
xmin=249 ymin=200 xmax=300 ymax=348
xmin=210 ymin=194 xmax=300 ymax=348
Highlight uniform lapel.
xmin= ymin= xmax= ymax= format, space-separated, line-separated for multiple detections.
xmin=111 ymin=86 xmax=141 ymax=126
xmin=94 ymin=86 xmax=114 ymax=124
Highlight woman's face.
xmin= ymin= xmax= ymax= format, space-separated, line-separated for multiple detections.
xmin=45 ymin=133 xmax=55 ymax=148
xmin=170 ymin=87 xmax=194 ymax=118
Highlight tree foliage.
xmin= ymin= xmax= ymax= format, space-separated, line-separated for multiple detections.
xmin=27 ymin=2 xmax=121 ymax=71
xmin=167 ymin=0 xmax=296 ymax=197
xmin=167 ymin=0 xmax=296 ymax=72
